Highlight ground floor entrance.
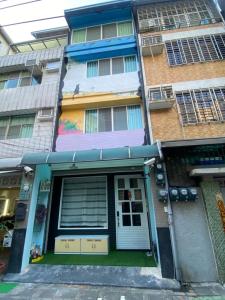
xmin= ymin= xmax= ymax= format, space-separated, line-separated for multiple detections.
xmin=47 ymin=172 xmax=151 ymax=254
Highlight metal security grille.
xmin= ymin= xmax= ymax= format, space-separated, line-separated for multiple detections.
xmin=176 ymin=88 xmax=225 ymax=125
xmin=137 ymin=0 xmax=220 ymax=32
xmin=166 ymin=34 xmax=225 ymax=66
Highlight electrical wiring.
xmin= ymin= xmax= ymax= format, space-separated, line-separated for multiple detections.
xmin=0 ymin=0 xmax=42 ymax=10
xmin=0 ymin=15 xmax=65 ymax=27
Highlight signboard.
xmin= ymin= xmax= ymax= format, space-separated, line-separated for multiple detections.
xmin=216 ymin=193 xmax=225 ymax=232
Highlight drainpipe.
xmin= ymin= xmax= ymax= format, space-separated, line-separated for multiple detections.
xmin=163 ymin=161 xmax=181 ymax=281
xmin=144 ymin=165 xmax=161 ymax=267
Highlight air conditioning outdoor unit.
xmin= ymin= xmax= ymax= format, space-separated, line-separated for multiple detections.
xmin=37 ymin=108 xmax=54 ymax=121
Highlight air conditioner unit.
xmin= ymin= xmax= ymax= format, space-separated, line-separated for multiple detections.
xmin=45 ymin=61 xmax=60 ymax=73
xmin=139 ymin=19 xmax=157 ymax=32
xmin=25 ymin=59 xmax=38 ymax=67
xmin=37 ymin=108 xmax=54 ymax=121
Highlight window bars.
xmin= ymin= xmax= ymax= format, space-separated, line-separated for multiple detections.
xmin=137 ymin=0 xmax=221 ymax=32
xmin=176 ymin=88 xmax=225 ymax=125
xmin=165 ymin=34 xmax=225 ymax=66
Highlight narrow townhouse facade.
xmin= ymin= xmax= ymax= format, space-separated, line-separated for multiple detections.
xmin=0 ymin=27 xmax=67 ymax=273
xmin=135 ymin=0 xmax=225 ymax=283
xmin=17 ymin=0 xmax=169 ymax=277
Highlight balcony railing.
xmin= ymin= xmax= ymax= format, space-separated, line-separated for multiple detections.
xmin=148 ymin=86 xmax=175 ymax=110
xmin=139 ymin=17 xmax=222 ymax=33
xmin=141 ymin=35 xmax=164 ymax=56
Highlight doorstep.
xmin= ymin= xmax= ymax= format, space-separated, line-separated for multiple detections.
xmin=3 ymin=264 xmax=180 ymax=290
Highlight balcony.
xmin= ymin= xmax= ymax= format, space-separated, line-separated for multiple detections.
xmin=141 ymin=35 xmax=164 ymax=56
xmin=148 ymin=86 xmax=175 ymax=110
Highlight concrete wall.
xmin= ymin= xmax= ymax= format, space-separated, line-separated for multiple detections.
xmin=63 ymin=60 xmax=140 ymax=94
xmin=172 ymin=189 xmax=218 ymax=282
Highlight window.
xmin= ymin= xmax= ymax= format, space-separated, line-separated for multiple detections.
xmin=85 ymin=105 xmax=142 ymax=133
xmin=87 ymin=56 xmax=137 ymax=78
xmin=137 ymin=0 xmax=220 ymax=32
xmin=59 ymin=176 xmax=107 ymax=229
xmin=0 ymin=115 xmax=35 ymax=139
xmin=0 ymin=71 xmax=42 ymax=90
xmin=149 ymin=86 xmax=174 ymax=101
xmin=72 ymin=21 xmax=133 ymax=44
xmin=166 ymin=34 xmax=225 ymax=66
xmin=176 ymin=88 xmax=225 ymax=125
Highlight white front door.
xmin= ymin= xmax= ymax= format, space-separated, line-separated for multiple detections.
xmin=115 ymin=175 xmax=151 ymax=250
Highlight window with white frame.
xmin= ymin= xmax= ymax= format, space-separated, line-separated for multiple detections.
xmin=0 ymin=115 xmax=35 ymax=140
xmin=137 ymin=0 xmax=220 ymax=32
xmin=72 ymin=21 xmax=133 ymax=44
xmin=0 ymin=71 xmax=42 ymax=90
xmin=59 ymin=176 xmax=107 ymax=229
xmin=87 ymin=56 xmax=137 ymax=78
xmin=176 ymin=88 xmax=225 ymax=125
xmin=165 ymin=34 xmax=225 ymax=66
xmin=85 ymin=105 xmax=143 ymax=133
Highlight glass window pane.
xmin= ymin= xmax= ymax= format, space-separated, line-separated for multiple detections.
xmin=7 ymin=126 xmax=20 ymax=139
xmin=0 ymin=118 xmax=8 ymax=139
xmin=118 ymin=21 xmax=133 ymax=36
xmin=87 ymin=61 xmax=98 ymax=78
xmin=72 ymin=29 xmax=86 ymax=43
xmin=98 ymin=108 xmax=112 ymax=132
xmin=19 ymin=77 xmax=31 ymax=87
xmin=132 ymin=214 xmax=141 ymax=226
xmin=85 ymin=110 xmax=97 ymax=133
xmin=134 ymin=189 xmax=142 ymax=200
xmin=130 ymin=178 xmax=138 ymax=188
xmin=21 ymin=124 xmax=33 ymax=138
xmin=112 ymin=57 xmax=124 ymax=74
xmin=113 ymin=107 xmax=127 ymax=131
xmin=127 ymin=105 xmax=143 ymax=129
xmin=6 ymin=79 xmax=19 ymax=89
xmin=123 ymin=215 xmax=131 ymax=226
xmin=124 ymin=56 xmax=137 ymax=72
xmin=118 ymin=178 xmax=125 ymax=188
xmin=118 ymin=190 xmax=131 ymax=200
xmin=131 ymin=202 xmax=143 ymax=213
xmin=60 ymin=176 xmax=107 ymax=228
xmin=99 ymin=59 xmax=110 ymax=76
xmin=0 ymin=81 xmax=6 ymax=90
xmin=86 ymin=26 xmax=101 ymax=41
xmin=122 ymin=202 xmax=130 ymax=213
xmin=102 ymin=23 xmax=117 ymax=39
xmin=32 ymin=76 xmax=42 ymax=85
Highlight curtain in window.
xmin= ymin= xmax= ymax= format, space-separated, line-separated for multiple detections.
xmin=99 ymin=59 xmax=111 ymax=76
xmin=8 ymin=115 xmax=34 ymax=138
xmin=60 ymin=177 xmax=107 ymax=228
xmin=118 ymin=21 xmax=133 ymax=36
xmin=85 ymin=110 xmax=98 ymax=133
xmin=99 ymin=108 xmax=112 ymax=132
xmin=87 ymin=61 xmax=98 ymax=78
xmin=113 ymin=107 xmax=127 ymax=130
xmin=112 ymin=57 xmax=124 ymax=74
xmin=86 ymin=26 xmax=101 ymax=41
xmin=124 ymin=56 xmax=137 ymax=72
xmin=72 ymin=29 xmax=86 ymax=43
xmin=127 ymin=105 xmax=143 ymax=129
xmin=102 ymin=23 xmax=117 ymax=39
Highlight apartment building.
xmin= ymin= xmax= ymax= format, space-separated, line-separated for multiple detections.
xmin=135 ymin=0 xmax=225 ymax=283
xmin=0 ymin=27 xmax=67 ymax=273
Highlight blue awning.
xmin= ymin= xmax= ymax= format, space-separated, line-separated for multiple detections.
xmin=21 ymin=145 xmax=159 ymax=166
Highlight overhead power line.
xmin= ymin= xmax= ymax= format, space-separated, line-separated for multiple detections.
xmin=0 ymin=15 xmax=65 ymax=27
xmin=0 ymin=0 xmax=42 ymax=10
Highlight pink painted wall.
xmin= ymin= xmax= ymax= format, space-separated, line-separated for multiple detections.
xmin=56 ymin=129 xmax=145 ymax=151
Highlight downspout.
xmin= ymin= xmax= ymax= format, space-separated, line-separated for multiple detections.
xmin=163 ymin=159 xmax=181 ymax=281
xmin=132 ymin=6 xmax=152 ymax=145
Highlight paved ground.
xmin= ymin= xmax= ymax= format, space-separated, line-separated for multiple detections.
xmin=3 ymin=264 xmax=180 ymax=290
xmin=0 ymin=282 xmax=225 ymax=299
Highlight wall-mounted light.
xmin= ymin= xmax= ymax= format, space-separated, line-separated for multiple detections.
xmin=158 ymin=189 xmax=168 ymax=203
xmin=156 ymin=173 xmax=165 ymax=186
xmin=188 ymin=188 xmax=198 ymax=201
xmin=169 ymin=188 xmax=179 ymax=202
xmin=179 ymin=188 xmax=189 ymax=201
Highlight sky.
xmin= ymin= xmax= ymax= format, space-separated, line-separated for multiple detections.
xmin=0 ymin=0 xmax=112 ymax=43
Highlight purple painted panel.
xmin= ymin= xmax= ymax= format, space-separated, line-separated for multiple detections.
xmin=56 ymin=129 xmax=145 ymax=152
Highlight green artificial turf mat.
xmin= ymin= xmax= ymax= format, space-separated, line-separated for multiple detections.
xmin=33 ymin=251 xmax=156 ymax=267
xmin=0 ymin=283 xmax=17 ymax=293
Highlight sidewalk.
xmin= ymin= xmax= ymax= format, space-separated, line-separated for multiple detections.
xmin=0 ymin=282 xmax=225 ymax=299
xmin=3 ymin=264 xmax=180 ymax=290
